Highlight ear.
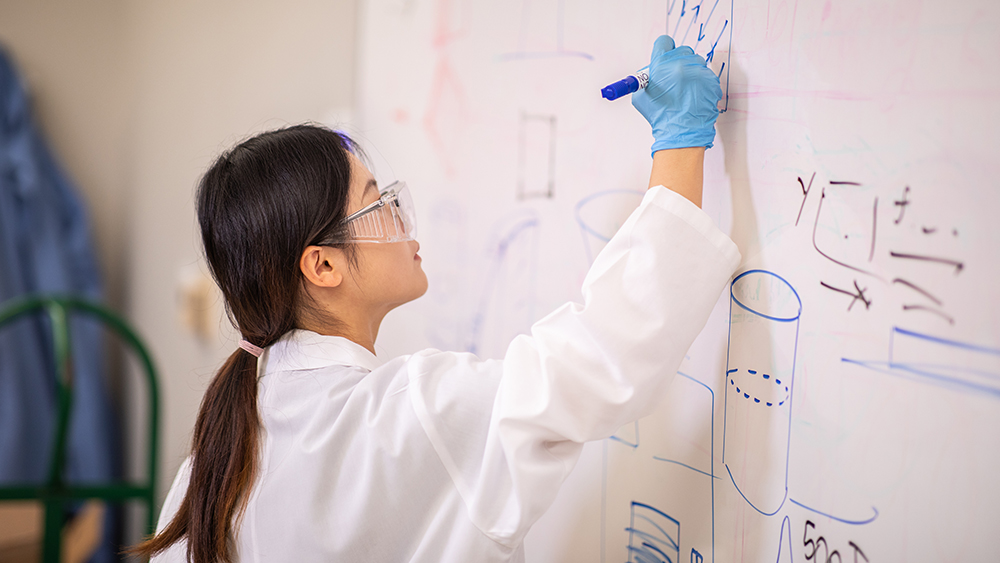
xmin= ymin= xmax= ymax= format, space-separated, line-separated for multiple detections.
xmin=299 ymin=245 xmax=345 ymax=288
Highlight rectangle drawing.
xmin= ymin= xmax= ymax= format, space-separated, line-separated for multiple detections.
xmin=517 ymin=112 xmax=557 ymax=200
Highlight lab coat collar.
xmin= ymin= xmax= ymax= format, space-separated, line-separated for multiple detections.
xmin=262 ymin=329 xmax=384 ymax=375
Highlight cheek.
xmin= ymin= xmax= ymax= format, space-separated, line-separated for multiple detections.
xmin=355 ymin=245 xmax=421 ymax=284
xmin=366 ymin=246 xmax=417 ymax=284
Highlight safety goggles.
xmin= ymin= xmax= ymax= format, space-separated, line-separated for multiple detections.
xmin=343 ymin=181 xmax=417 ymax=243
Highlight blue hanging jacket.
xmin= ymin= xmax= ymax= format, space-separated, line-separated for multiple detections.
xmin=0 ymin=46 xmax=120 ymax=562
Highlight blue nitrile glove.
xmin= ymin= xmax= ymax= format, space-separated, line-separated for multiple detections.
xmin=631 ymin=35 xmax=723 ymax=154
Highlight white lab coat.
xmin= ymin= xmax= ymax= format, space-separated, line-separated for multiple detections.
xmin=152 ymin=186 xmax=741 ymax=562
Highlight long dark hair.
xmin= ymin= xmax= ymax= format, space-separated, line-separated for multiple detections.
xmin=131 ymin=124 xmax=359 ymax=563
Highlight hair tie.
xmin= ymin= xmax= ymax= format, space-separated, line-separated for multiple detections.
xmin=239 ymin=339 xmax=264 ymax=358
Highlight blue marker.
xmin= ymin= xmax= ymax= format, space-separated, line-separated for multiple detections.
xmin=601 ymin=69 xmax=650 ymax=101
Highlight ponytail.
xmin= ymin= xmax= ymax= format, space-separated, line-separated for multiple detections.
xmin=131 ymin=347 xmax=261 ymax=563
xmin=129 ymin=124 xmax=358 ymax=562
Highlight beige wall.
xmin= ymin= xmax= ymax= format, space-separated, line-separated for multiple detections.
xmin=0 ymin=0 xmax=133 ymax=307
xmin=0 ymin=0 xmax=358 ymax=525
xmin=123 ymin=0 xmax=358 ymax=504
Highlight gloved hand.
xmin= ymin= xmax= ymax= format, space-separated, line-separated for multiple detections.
xmin=631 ymin=35 xmax=722 ymax=154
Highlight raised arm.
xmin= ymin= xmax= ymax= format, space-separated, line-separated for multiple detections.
xmin=405 ymin=35 xmax=734 ymax=550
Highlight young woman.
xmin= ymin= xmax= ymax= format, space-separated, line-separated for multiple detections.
xmin=135 ymin=35 xmax=740 ymax=563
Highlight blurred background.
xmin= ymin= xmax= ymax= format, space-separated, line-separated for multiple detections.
xmin=0 ymin=1 xmax=358 ymax=560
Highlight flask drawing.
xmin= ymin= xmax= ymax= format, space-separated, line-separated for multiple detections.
xmin=722 ymin=270 xmax=801 ymax=515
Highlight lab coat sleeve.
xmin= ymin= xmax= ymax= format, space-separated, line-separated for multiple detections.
xmin=408 ymin=185 xmax=740 ymax=547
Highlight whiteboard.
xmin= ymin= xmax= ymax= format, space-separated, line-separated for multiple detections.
xmin=354 ymin=0 xmax=1000 ymax=560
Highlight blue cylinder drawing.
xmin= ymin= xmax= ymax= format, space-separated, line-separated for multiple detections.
xmin=722 ymin=270 xmax=801 ymax=515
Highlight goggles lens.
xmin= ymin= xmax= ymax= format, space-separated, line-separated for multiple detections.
xmin=344 ymin=181 xmax=417 ymax=243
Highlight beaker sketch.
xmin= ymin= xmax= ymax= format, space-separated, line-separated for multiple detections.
xmin=722 ymin=270 xmax=801 ymax=515
xmin=467 ymin=210 xmax=540 ymax=359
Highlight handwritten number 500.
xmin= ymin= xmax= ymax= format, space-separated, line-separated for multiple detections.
xmin=803 ymin=520 xmax=869 ymax=563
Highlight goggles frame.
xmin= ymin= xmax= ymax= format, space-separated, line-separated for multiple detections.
xmin=343 ymin=181 xmax=417 ymax=243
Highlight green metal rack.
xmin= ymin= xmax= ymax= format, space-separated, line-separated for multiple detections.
xmin=0 ymin=295 xmax=159 ymax=563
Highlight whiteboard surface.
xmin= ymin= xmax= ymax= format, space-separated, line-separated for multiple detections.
xmin=354 ymin=0 xmax=1000 ymax=560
